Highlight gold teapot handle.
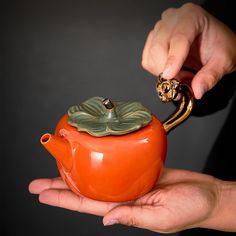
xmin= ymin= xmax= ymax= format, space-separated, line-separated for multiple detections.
xmin=156 ymin=73 xmax=194 ymax=133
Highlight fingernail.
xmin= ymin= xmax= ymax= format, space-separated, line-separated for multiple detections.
xmin=162 ymin=64 xmax=172 ymax=78
xmin=103 ymin=219 xmax=119 ymax=226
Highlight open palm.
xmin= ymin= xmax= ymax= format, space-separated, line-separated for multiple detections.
xmin=29 ymin=168 xmax=220 ymax=233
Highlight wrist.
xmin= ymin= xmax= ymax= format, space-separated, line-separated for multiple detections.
xmin=199 ymin=178 xmax=236 ymax=232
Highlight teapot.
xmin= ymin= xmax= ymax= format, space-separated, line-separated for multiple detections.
xmin=40 ymin=75 xmax=194 ymax=202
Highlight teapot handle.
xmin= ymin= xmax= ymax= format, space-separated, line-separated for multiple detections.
xmin=156 ymin=73 xmax=194 ymax=133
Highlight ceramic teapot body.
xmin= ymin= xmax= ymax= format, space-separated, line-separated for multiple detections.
xmin=41 ymin=113 xmax=166 ymax=202
xmin=40 ymin=77 xmax=194 ymax=202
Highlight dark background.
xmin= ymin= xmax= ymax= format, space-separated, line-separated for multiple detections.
xmin=2 ymin=0 xmax=236 ymax=236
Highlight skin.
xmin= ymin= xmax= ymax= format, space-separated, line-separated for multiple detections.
xmin=29 ymin=168 xmax=236 ymax=233
xmin=142 ymin=2 xmax=236 ymax=99
xmin=29 ymin=3 xmax=236 ymax=233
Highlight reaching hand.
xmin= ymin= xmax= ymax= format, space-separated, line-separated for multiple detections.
xmin=29 ymin=168 xmax=236 ymax=233
xmin=142 ymin=3 xmax=236 ymax=99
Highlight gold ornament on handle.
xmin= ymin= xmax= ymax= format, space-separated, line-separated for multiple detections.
xmin=156 ymin=73 xmax=194 ymax=133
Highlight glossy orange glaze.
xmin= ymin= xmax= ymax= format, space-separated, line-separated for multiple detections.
xmin=41 ymin=114 xmax=167 ymax=202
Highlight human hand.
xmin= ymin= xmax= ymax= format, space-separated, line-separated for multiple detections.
xmin=142 ymin=3 xmax=236 ymax=99
xmin=29 ymin=168 xmax=236 ymax=233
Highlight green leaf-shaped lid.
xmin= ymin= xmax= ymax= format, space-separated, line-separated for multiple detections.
xmin=68 ymin=96 xmax=152 ymax=137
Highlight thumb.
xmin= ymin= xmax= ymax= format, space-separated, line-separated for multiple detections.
xmin=103 ymin=205 xmax=154 ymax=229
xmin=191 ymin=59 xmax=225 ymax=99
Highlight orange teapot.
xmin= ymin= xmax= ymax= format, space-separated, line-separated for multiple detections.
xmin=40 ymin=75 xmax=194 ymax=202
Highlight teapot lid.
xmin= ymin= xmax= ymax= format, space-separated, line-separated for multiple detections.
xmin=67 ymin=96 xmax=152 ymax=137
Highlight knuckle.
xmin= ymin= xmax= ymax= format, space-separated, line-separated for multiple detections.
xmin=125 ymin=217 xmax=138 ymax=227
xmin=172 ymin=32 xmax=191 ymax=47
xmin=57 ymin=190 xmax=67 ymax=208
xmin=182 ymin=3 xmax=206 ymax=22
xmin=119 ymin=206 xmax=140 ymax=227
xmin=75 ymin=196 xmax=84 ymax=212
xmin=205 ymin=72 xmax=218 ymax=87
xmin=166 ymin=54 xmax=176 ymax=65
xmin=153 ymin=37 xmax=167 ymax=50
xmin=172 ymin=31 xmax=188 ymax=41
xmin=154 ymin=21 xmax=162 ymax=31
xmin=171 ymin=32 xmax=192 ymax=51
xmin=182 ymin=2 xmax=200 ymax=11
xmin=161 ymin=7 xmax=176 ymax=19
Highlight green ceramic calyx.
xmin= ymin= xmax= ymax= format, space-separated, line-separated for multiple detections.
xmin=68 ymin=96 xmax=152 ymax=137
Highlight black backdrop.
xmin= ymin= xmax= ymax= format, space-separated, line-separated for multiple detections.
xmin=2 ymin=1 xmax=236 ymax=236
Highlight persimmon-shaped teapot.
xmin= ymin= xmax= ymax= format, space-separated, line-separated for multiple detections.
xmin=40 ymin=75 xmax=194 ymax=202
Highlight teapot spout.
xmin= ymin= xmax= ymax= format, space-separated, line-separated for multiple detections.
xmin=40 ymin=133 xmax=72 ymax=171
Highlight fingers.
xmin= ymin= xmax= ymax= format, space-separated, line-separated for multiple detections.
xmin=39 ymin=189 xmax=119 ymax=216
xmin=142 ymin=29 xmax=168 ymax=76
xmin=142 ymin=30 xmax=154 ymax=69
xmin=28 ymin=177 xmax=69 ymax=194
xmin=142 ymin=3 xmax=231 ymax=99
xmin=191 ymin=59 xmax=224 ymax=99
xmin=162 ymin=33 xmax=193 ymax=79
xmin=29 ymin=178 xmax=120 ymax=216
xmin=142 ymin=4 xmax=202 ymax=79
xmin=162 ymin=4 xmax=205 ymax=79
